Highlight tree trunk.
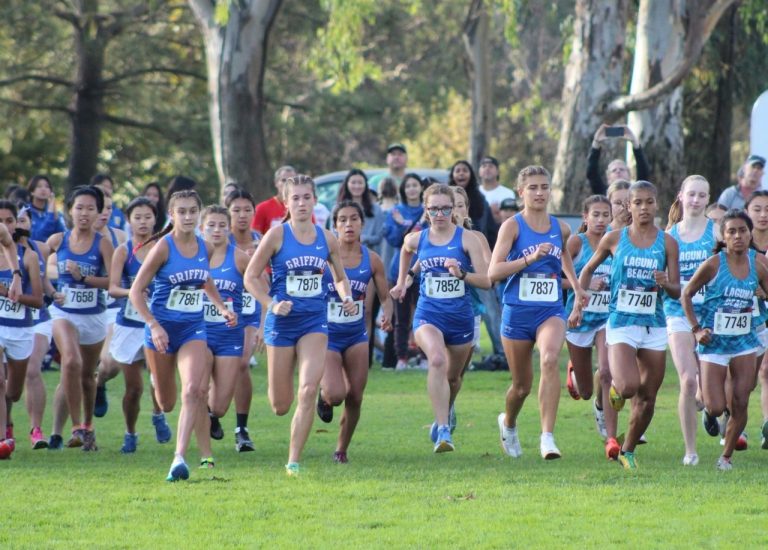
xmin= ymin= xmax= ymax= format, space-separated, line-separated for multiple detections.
xmin=627 ymin=0 xmax=686 ymax=213
xmin=551 ymin=0 xmax=629 ymax=212
xmin=463 ymin=0 xmax=492 ymax=170
xmin=189 ymin=0 xmax=283 ymax=201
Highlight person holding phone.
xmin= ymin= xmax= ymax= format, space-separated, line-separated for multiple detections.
xmin=587 ymin=124 xmax=651 ymax=195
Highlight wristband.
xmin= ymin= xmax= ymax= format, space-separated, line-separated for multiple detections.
xmin=343 ymin=295 xmax=353 ymax=304
xmin=78 ymin=273 xmax=86 ymax=284
xmin=691 ymin=324 xmax=702 ymax=334
xmin=458 ymin=269 xmax=467 ymax=281
xmin=12 ymin=269 xmax=21 ymax=278
xmin=407 ymin=269 xmax=415 ymax=279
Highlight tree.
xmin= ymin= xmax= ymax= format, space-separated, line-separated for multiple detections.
xmin=463 ymin=0 xmax=492 ymax=169
xmin=188 ymin=0 xmax=283 ymax=200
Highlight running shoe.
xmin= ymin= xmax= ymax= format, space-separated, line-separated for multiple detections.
xmin=0 ymin=439 xmax=13 ymax=459
xmin=736 ymin=432 xmax=748 ymax=451
xmin=682 ymin=453 xmax=699 ymax=466
xmin=152 ymin=413 xmax=172 ymax=444
xmin=449 ymin=404 xmax=457 ymax=434
xmin=66 ymin=428 xmax=85 ymax=448
xmin=566 ymin=361 xmax=580 ymax=400
xmin=94 ymin=384 xmax=108 ymax=417
xmin=429 ymin=422 xmax=438 ymax=443
xmin=235 ymin=427 xmax=255 ymax=452
xmin=716 ymin=455 xmax=732 ymax=471
xmin=497 ymin=413 xmax=522 ymax=457
xmin=540 ymin=432 xmax=561 ymax=460
xmin=166 ymin=460 xmax=190 ymax=482
xmin=718 ymin=411 xmax=728 ymax=437
xmin=395 ymin=359 xmax=408 ymax=371
xmin=30 ymin=427 xmax=48 ymax=450
xmin=593 ymin=398 xmax=607 ymax=439
xmin=609 ymin=385 xmax=625 ymax=412
xmin=81 ymin=429 xmax=98 ymax=452
xmin=199 ymin=457 xmax=215 ymax=469
xmin=209 ymin=414 xmax=224 ymax=440
xmin=762 ymin=420 xmax=768 ymax=450
xmin=48 ymin=434 xmax=64 ymax=450
xmin=333 ymin=451 xmax=348 ymax=464
xmin=5 ymin=423 xmax=13 ymax=440
xmin=434 ymin=425 xmax=454 ymax=453
xmin=604 ymin=437 xmax=620 ymax=460
xmin=316 ymin=392 xmax=333 ymax=423
xmin=702 ymin=409 xmax=720 ymax=437
xmin=120 ymin=433 xmax=138 ymax=454
xmin=638 ymin=433 xmax=648 ymax=445
xmin=285 ymin=462 xmax=300 ymax=477
xmin=618 ymin=451 xmax=638 ymax=470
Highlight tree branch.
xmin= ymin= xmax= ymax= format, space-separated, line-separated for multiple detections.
xmin=187 ymin=0 xmax=215 ymax=27
xmin=101 ymin=67 xmax=206 ymax=86
xmin=102 ymin=113 xmax=173 ymax=136
xmin=0 ymin=97 xmax=71 ymax=114
xmin=264 ymin=95 xmax=309 ymax=110
xmin=0 ymin=74 xmax=74 ymax=88
xmin=598 ymin=0 xmax=736 ymax=119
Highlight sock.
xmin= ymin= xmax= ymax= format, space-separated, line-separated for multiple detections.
xmin=152 ymin=412 xmax=165 ymax=419
xmin=236 ymin=413 xmax=248 ymax=429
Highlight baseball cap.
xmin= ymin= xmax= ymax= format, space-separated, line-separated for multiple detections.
xmin=480 ymin=156 xmax=499 ymax=167
xmin=747 ymin=154 xmax=766 ymax=167
xmin=387 ymin=143 xmax=407 ymax=154
xmin=499 ymin=197 xmax=519 ymax=211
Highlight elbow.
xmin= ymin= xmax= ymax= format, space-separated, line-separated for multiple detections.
xmin=487 ymin=267 xmax=502 ymax=284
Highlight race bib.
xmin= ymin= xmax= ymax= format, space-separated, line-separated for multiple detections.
xmin=204 ymin=300 xmax=234 ymax=323
xmin=0 ymin=296 xmax=25 ymax=320
xmin=286 ymin=273 xmax=323 ymax=298
xmin=327 ymin=300 xmax=364 ymax=323
xmin=241 ymin=292 xmax=256 ymax=315
xmin=753 ymin=296 xmax=764 ymax=319
xmin=63 ymin=286 xmax=98 ymax=310
xmin=31 ymin=308 xmax=41 ymax=321
xmin=681 ymin=277 xmax=704 ymax=305
xmin=124 ymin=299 xmax=148 ymax=323
xmin=424 ymin=273 xmax=465 ymax=299
xmin=583 ymin=290 xmax=610 ymax=314
xmin=166 ymin=287 xmax=203 ymax=313
xmin=714 ymin=308 xmax=751 ymax=336
xmin=105 ymin=292 xmax=116 ymax=308
xmin=518 ymin=273 xmax=559 ymax=303
xmin=616 ymin=286 xmax=657 ymax=315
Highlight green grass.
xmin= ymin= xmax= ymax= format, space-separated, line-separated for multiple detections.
xmin=5 ymin=346 xmax=768 ymax=549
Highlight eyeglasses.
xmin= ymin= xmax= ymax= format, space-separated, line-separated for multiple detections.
xmin=427 ymin=206 xmax=453 ymax=217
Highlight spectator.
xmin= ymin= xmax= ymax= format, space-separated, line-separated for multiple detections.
xmin=478 ymin=156 xmax=516 ymax=225
xmin=251 ymin=165 xmax=295 ymax=235
xmin=221 ymin=182 xmax=242 ymax=203
xmin=90 ymin=173 xmax=127 ymax=230
xmin=164 ymin=175 xmax=197 ymax=206
xmin=448 ymin=160 xmax=494 ymax=246
xmin=368 ymin=143 xmax=408 ymax=190
xmin=586 ymin=124 xmax=650 ymax=195
xmin=499 ymin=197 xmax=520 ymax=223
xmin=142 ymin=182 xmax=167 ymax=233
xmin=336 ymin=169 xmax=385 ymax=252
xmin=717 ymin=154 xmax=766 ymax=210
xmin=377 ymin=177 xmax=399 ymax=279
xmin=705 ymin=202 xmax=727 ymax=224
xmin=26 ymin=174 xmax=65 ymax=241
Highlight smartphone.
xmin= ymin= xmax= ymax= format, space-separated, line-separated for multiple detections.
xmin=605 ymin=126 xmax=624 ymax=138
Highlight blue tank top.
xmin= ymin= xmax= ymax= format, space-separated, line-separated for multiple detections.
xmin=664 ymin=220 xmax=715 ymax=319
xmin=566 ymin=233 xmax=611 ymax=332
xmin=502 ymin=213 xmax=564 ymax=309
xmin=751 ymin=246 xmax=768 ymax=329
xmin=116 ymin=240 xmax=153 ymax=328
xmin=27 ymin=240 xmax=50 ymax=325
xmin=229 ymin=231 xmax=261 ymax=325
xmin=416 ymin=227 xmax=473 ymax=316
xmin=608 ymin=227 xmax=667 ymax=328
xmin=54 ymin=231 xmax=106 ymax=315
xmin=698 ymin=250 xmax=759 ymax=355
xmin=204 ymin=243 xmax=243 ymax=329
xmin=0 ymin=244 xmax=33 ymax=327
xmin=269 ymin=223 xmax=329 ymax=314
xmin=324 ymin=246 xmax=371 ymax=334
xmin=150 ymin=234 xmax=209 ymax=323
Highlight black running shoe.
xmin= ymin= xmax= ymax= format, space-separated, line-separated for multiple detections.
xmin=48 ymin=434 xmax=64 ymax=451
xmin=317 ymin=392 xmax=333 ymax=423
xmin=210 ymin=414 xmax=224 ymax=440
xmin=702 ymin=409 xmax=720 ymax=437
xmin=94 ymin=385 xmax=108 ymax=418
xmin=235 ymin=427 xmax=255 ymax=452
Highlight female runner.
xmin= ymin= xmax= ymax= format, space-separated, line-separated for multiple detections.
xmin=129 ymin=189 xmax=236 ymax=481
xmin=47 ymin=186 xmax=113 ymax=451
xmin=489 ymin=166 xmax=585 ymax=460
xmin=391 ymin=184 xmax=490 ymax=453
xmin=563 ymin=195 xmax=616 ymax=459
xmin=316 ymin=200 xmax=393 ymax=463
xmin=683 ymin=210 xmax=768 ymax=470
xmin=664 ymin=175 xmax=716 ymax=466
xmin=244 ymin=175 xmax=355 ymax=476
xmin=107 ymin=197 xmax=172 ymax=453
xmin=572 ymin=181 xmax=680 ymax=469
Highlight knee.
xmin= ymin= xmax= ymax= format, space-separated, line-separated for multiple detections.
xmin=731 ymin=392 xmax=749 ymax=413
xmin=297 ymin=382 xmax=319 ymax=407
xmin=324 ymin=389 xmax=346 ymax=407
xmin=707 ymin=404 xmax=726 ymax=418
xmin=345 ymin=390 xmax=363 ymax=409
xmin=157 ymin=394 xmax=176 ymax=413
xmin=598 ymin=366 xmax=612 ymax=386
xmin=25 ymin=369 xmax=41 ymax=384
xmin=511 ymin=383 xmax=531 ymax=401
xmin=428 ymin=351 xmax=448 ymax=371
xmin=124 ymin=384 xmax=143 ymax=403
xmin=271 ymin=400 xmax=292 ymax=416
xmin=680 ymin=373 xmax=698 ymax=397
xmin=615 ymin=379 xmax=638 ymax=397
xmin=539 ymin=350 xmax=560 ymax=373
xmin=6 ymin=386 xmax=22 ymax=402
xmin=61 ymin=354 xmax=83 ymax=374
xmin=210 ymin=400 xmax=230 ymax=418
xmin=181 ymin=382 xmax=206 ymax=404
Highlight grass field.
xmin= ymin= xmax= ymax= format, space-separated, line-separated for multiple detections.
xmin=5 ymin=345 xmax=768 ymax=549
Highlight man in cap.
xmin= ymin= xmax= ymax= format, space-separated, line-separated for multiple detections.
xmin=369 ymin=143 xmax=408 ymax=190
xmin=717 ymin=154 xmax=766 ymax=210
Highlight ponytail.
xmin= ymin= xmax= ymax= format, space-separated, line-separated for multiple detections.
xmin=666 ymin=197 xmax=682 ymax=230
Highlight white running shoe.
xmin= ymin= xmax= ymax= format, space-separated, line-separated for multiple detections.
xmin=497 ymin=413 xmax=521 ymax=457
xmin=395 ymin=359 xmax=408 ymax=371
xmin=540 ymin=432 xmax=562 ymax=460
xmin=716 ymin=455 xmax=732 ymax=471
xmin=682 ymin=453 xmax=699 ymax=466
xmin=593 ymin=398 xmax=607 ymax=439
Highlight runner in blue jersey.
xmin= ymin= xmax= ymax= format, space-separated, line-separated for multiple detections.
xmin=106 ymin=198 xmax=171 ymax=453
xmin=46 ymin=186 xmax=114 ymax=452
xmin=129 ymin=190 xmax=236 ymax=482
xmin=683 ymin=210 xmax=768 ymax=470
xmin=391 ymin=184 xmax=490 ymax=453
xmin=316 ymin=201 xmax=393 ymax=463
xmin=223 ymin=188 xmax=262 ymax=452
xmin=563 ymin=195 xmax=617 ymax=459
xmin=490 ymin=166 xmax=585 ymax=460
xmin=0 ymin=201 xmax=42 ymax=459
xmin=572 ymin=180 xmax=680 ymax=470
xmin=244 ymin=175 xmax=355 ymax=476
xmin=664 ymin=175 xmax=716 ymax=467
xmin=199 ymin=205 xmax=249 ymax=467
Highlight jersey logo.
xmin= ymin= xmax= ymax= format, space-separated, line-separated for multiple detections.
xmin=198 ymin=257 xmax=206 ymax=262
xmin=316 ymin=245 xmax=324 ymax=250
xmin=447 ymin=246 xmax=457 ymax=250
xmin=221 ymin=267 xmax=231 ymax=272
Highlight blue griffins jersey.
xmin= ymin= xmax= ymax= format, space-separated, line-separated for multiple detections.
xmin=149 ymin=235 xmax=209 ymax=323
xmin=54 ymin=231 xmax=106 ymax=315
xmin=269 ymin=224 xmax=329 ymax=314
xmin=416 ymin=227 xmax=473 ymax=317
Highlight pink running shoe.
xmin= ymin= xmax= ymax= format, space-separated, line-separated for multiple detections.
xmin=30 ymin=427 xmax=48 ymax=450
